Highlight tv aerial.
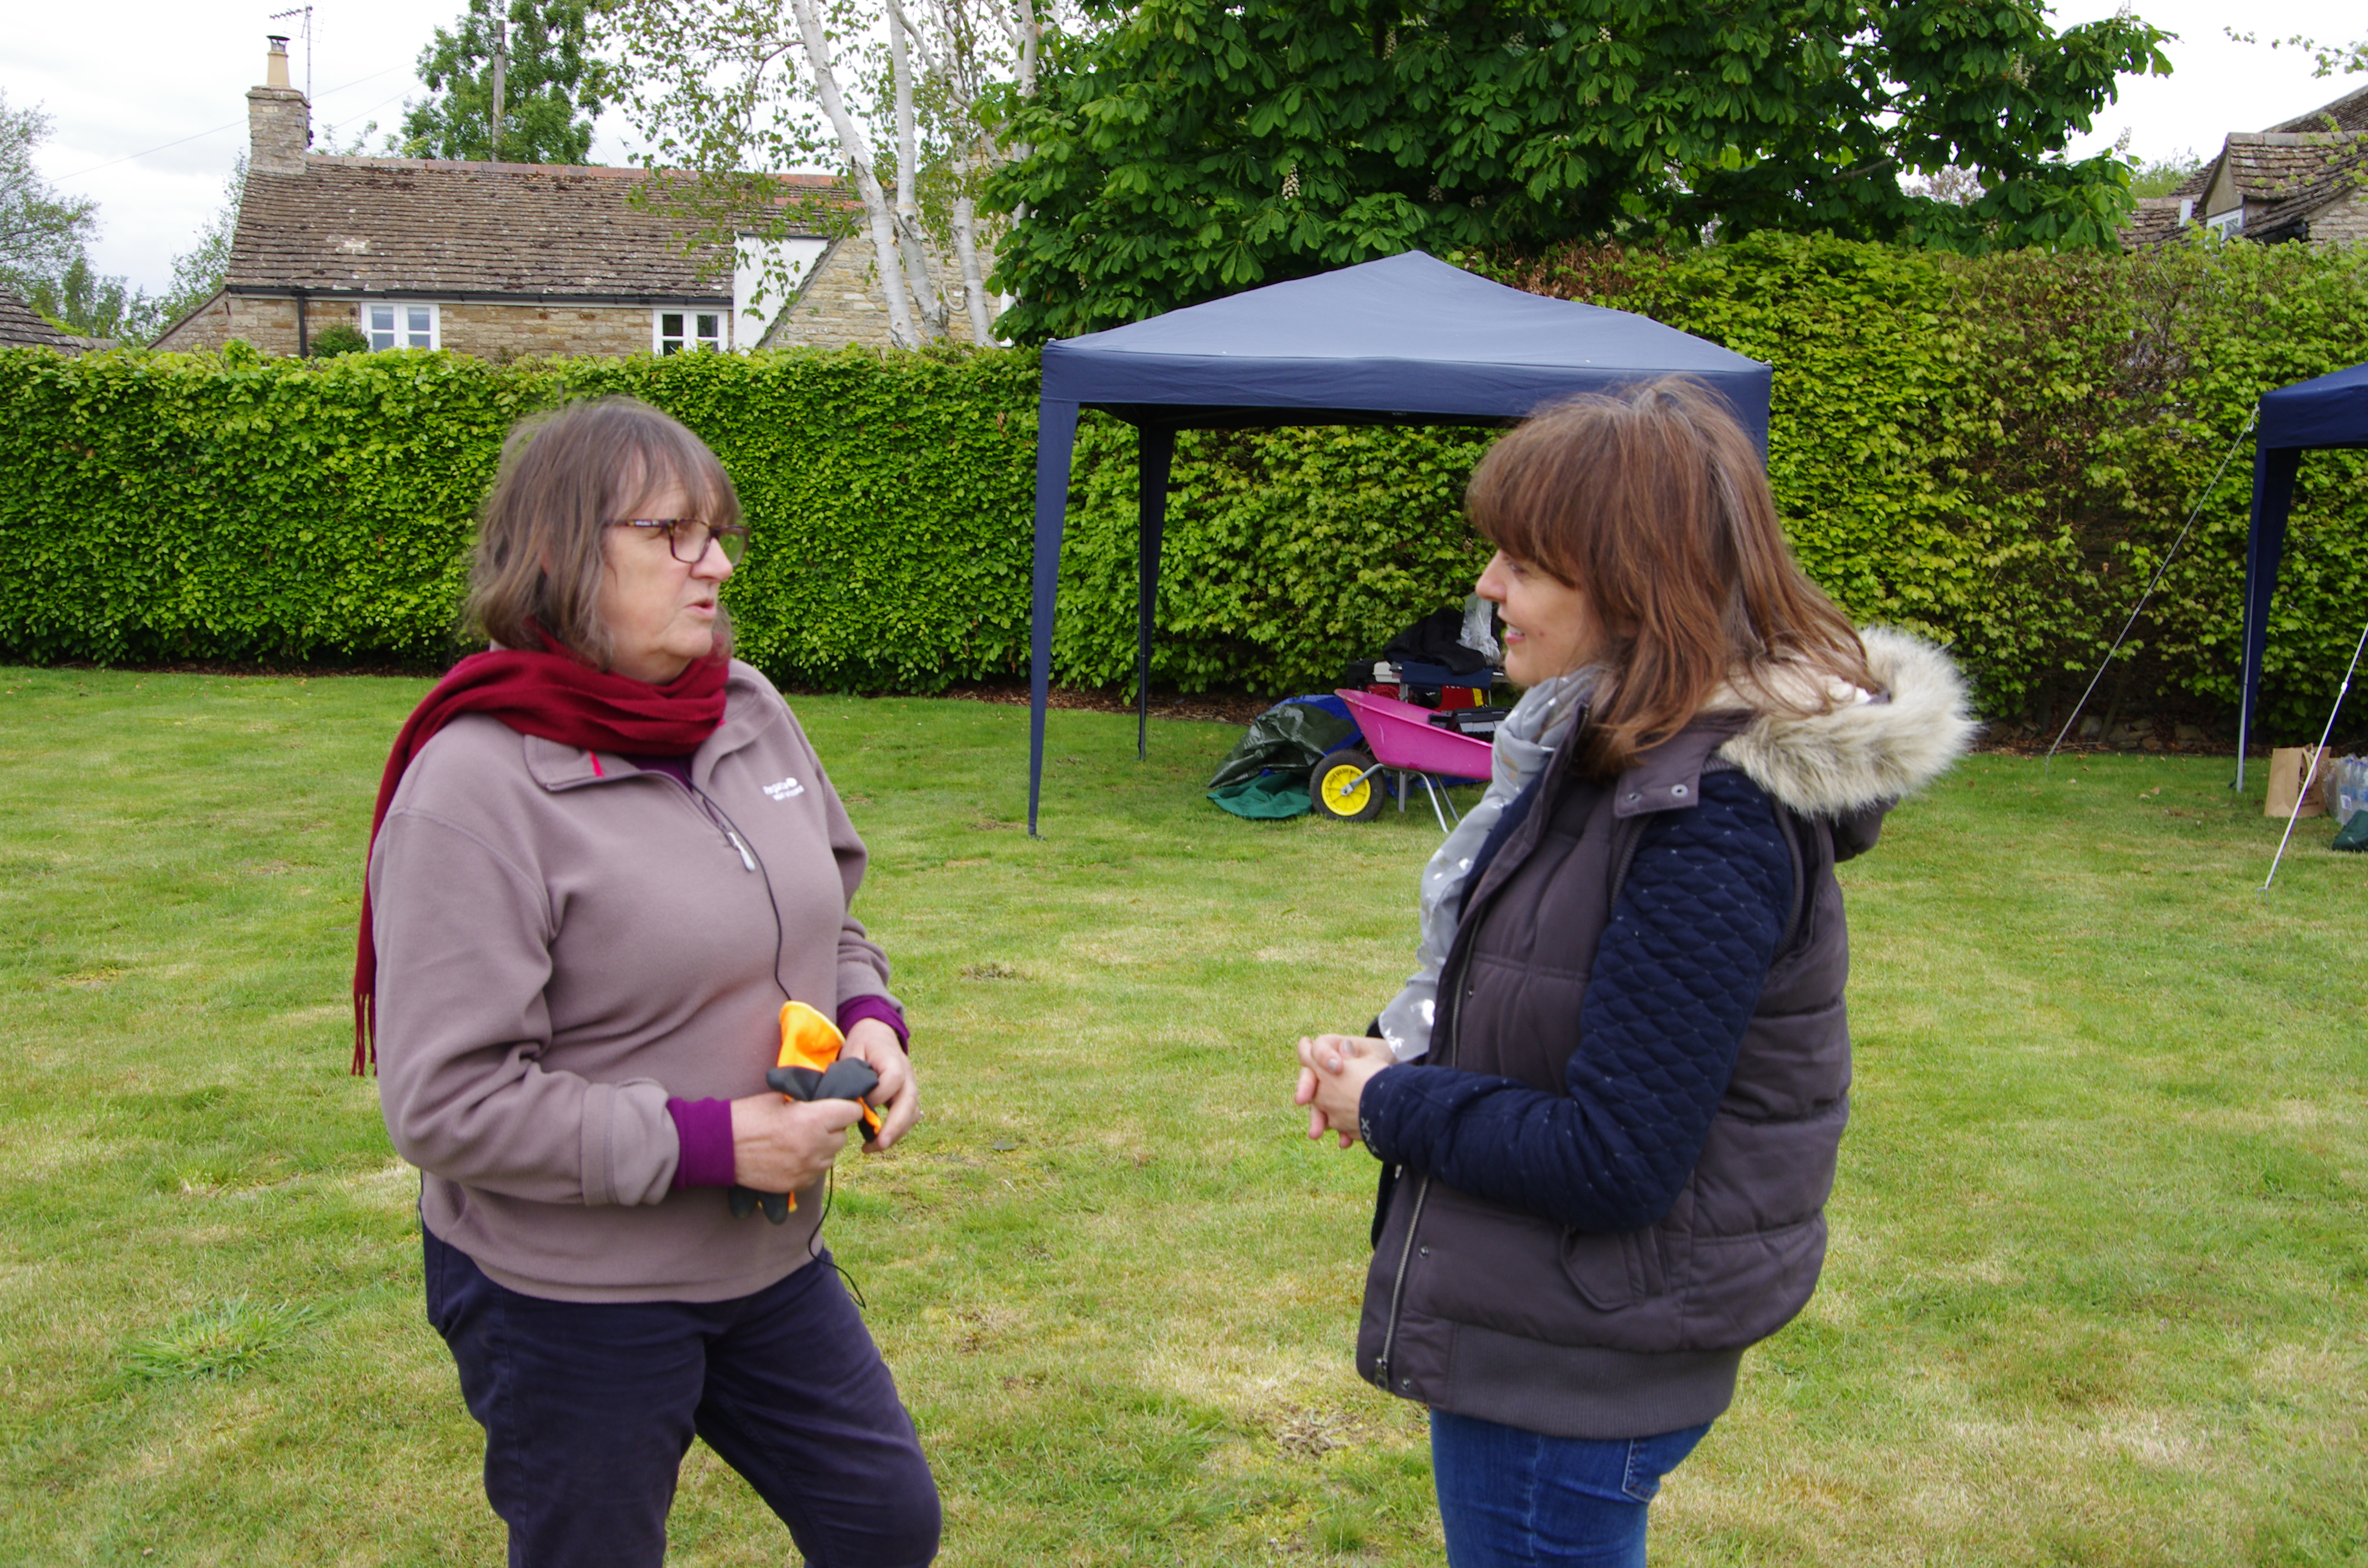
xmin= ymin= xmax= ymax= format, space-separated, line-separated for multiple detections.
xmin=268 ymin=6 xmax=315 ymax=103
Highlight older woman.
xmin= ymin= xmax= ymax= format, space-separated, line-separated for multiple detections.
xmin=356 ymin=397 xmax=938 ymax=1568
xmin=1295 ymin=380 xmax=1973 ymax=1567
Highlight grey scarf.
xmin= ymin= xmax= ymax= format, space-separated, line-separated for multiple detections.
xmin=1377 ymin=670 xmax=1591 ymax=1061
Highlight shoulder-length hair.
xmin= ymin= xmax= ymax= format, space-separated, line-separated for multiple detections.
xmin=1466 ymin=377 xmax=1872 ymax=780
xmin=464 ymin=397 xmax=740 ymax=668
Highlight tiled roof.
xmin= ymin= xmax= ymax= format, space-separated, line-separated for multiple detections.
xmin=2272 ymin=82 xmax=2368 ymax=135
xmin=0 ymin=289 xmax=81 ymax=350
xmin=2119 ymin=196 xmax=2189 ymax=250
xmin=226 ymin=158 xmax=848 ymax=302
xmin=2218 ymin=132 xmax=2368 ymax=239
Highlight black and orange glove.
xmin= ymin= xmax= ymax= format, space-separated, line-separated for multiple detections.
xmin=729 ymin=1002 xmax=885 ymax=1224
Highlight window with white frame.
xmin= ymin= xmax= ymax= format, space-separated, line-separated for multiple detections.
xmin=2205 ymin=206 xmax=2244 ymax=237
xmin=654 ymin=310 xmax=725 ymax=354
xmin=362 ymin=301 xmax=439 ymax=350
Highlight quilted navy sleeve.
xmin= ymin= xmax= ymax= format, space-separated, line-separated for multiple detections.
xmin=1358 ymin=769 xmax=1793 ymax=1233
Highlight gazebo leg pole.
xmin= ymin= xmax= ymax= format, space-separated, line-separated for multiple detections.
xmin=2237 ymin=445 xmax=2298 ymax=794
xmin=1136 ymin=426 xmax=1175 ymax=762
xmin=1029 ymin=400 xmax=1080 ymax=837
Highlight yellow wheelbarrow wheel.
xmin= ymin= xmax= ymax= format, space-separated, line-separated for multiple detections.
xmin=1310 ymin=747 xmax=1384 ymax=822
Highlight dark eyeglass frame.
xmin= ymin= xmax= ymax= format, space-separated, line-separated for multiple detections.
xmin=610 ymin=516 xmax=749 ymax=565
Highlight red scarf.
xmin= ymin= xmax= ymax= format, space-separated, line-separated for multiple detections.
xmin=352 ymin=635 xmax=729 ymax=1072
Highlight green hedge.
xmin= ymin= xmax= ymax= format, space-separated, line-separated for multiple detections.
xmin=1520 ymin=233 xmax=2368 ymax=736
xmin=0 ymin=343 xmax=1045 ymax=691
xmin=4 ymin=234 xmax=2366 ymax=735
xmin=1055 ymin=420 xmax=1499 ymax=694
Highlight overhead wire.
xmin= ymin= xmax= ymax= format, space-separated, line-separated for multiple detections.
xmin=53 ymin=65 xmax=410 ymax=183
xmin=317 ymin=87 xmax=425 ymax=149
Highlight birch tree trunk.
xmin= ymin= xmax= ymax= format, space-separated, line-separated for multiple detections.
xmin=992 ymin=0 xmax=1044 ymax=322
xmin=909 ymin=0 xmax=998 ymax=342
xmin=786 ymin=0 xmax=921 ymax=348
xmin=886 ymin=0 xmax=950 ymax=341
xmin=948 ymin=165 xmax=995 ymax=343
xmin=1010 ymin=0 xmax=1039 ymax=98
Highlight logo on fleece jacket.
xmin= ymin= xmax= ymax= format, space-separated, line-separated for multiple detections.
xmin=763 ymin=776 xmax=807 ymax=801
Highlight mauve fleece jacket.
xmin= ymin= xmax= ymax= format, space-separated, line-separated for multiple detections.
xmin=369 ymin=660 xmax=900 ymax=1303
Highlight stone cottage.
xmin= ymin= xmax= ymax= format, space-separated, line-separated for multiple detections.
xmin=156 ymin=38 xmax=990 ymax=358
xmin=2124 ymin=81 xmax=2368 ymax=249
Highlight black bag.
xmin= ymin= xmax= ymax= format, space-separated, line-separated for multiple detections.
xmin=1382 ymin=607 xmax=1491 ymax=676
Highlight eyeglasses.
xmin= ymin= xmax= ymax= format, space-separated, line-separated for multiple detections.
xmin=611 ymin=517 xmax=749 ymax=565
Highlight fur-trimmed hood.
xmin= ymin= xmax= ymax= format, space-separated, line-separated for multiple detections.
xmin=1713 ymin=627 xmax=1977 ymax=818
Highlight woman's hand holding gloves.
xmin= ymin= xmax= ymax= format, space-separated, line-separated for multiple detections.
xmin=729 ymin=1017 xmax=923 ymax=1191
xmin=729 ymin=1094 xmax=864 ymax=1193
xmin=840 ymin=1017 xmax=921 ymax=1151
xmin=1295 ymin=1034 xmax=1391 ymax=1148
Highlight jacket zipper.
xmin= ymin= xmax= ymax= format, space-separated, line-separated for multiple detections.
xmin=1375 ymin=1173 xmax=1430 ymax=1390
xmin=1376 ymin=712 xmax=1587 ymax=1393
xmin=678 ymin=780 xmax=757 ymax=871
xmin=1377 ymin=898 xmax=1476 ymax=1391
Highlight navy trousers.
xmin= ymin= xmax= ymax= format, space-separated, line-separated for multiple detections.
xmin=424 ymin=1227 xmax=941 ymax=1568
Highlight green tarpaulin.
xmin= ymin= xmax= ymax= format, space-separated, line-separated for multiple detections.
xmin=1206 ymin=701 xmax=1358 ymax=819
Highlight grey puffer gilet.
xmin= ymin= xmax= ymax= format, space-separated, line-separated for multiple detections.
xmin=1354 ymin=628 xmax=1973 ymax=1438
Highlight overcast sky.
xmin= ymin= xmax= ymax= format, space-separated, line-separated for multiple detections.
xmin=6 ymin=0 xmax=648 ymax=296
xmin=4 ymin=0 xmax=2363 ymax=298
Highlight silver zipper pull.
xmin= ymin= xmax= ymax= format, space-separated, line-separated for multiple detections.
xmin=688 ymin=784 xmax=758 ymax=872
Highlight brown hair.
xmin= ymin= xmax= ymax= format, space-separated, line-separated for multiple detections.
xmin=464 ymin=397 xmax=740 ymax=667
xmin=1466 ymin=377 xmax=1872 ymax=779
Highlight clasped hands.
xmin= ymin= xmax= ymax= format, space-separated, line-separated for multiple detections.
xmin=1294 ymin=1033 xmax=1393 ymax=1149
xmin=729 ymin=1018 xmax=920 ymax=1193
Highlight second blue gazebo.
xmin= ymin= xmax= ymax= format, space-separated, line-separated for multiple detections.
xmin=2234 ymin=360 xmax=2368 ymax=786
xmin=1024 ymin=250 xmax=1774 ymax=832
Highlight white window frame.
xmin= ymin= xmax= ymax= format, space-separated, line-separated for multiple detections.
xmin=2205 ymin=206 xmax=2243 ymax=237
xmin=653 ymin=309 xmax=726 ymax=355
xmin=359 ymin=300 xmax=441 ymax=351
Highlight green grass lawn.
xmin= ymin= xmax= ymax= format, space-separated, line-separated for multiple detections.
xmin=1 ymin=666 xmax=2362 ymax=1567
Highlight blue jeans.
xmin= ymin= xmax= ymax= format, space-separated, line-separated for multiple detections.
xmin=424 ymin=1227 xmax=940 ymax=1568
xmin=1431 ymin=1409 xmax=1711 ymax=1568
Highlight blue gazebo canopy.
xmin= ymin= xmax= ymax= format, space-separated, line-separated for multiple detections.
xmin=1024 ymin=250 xmax=1775 ymax=832
xmin=2237 ymin=360 xmax=2368 ymax=778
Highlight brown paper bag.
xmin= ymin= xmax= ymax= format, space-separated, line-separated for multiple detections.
xmin=2265 ymin=746 xmax=2326 ymax=818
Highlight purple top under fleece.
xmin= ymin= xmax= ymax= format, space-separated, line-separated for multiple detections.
xmin=665 ymin=1097 xmax=740 ymax=1188
xmin=621 ymin=753 xmax=696 ymax=788
xmin=834 ymin=994 xmax=909 ymax=1050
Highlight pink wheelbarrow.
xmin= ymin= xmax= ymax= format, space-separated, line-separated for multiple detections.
xmin=1315 ymin=689 xmax=1495 ymax=831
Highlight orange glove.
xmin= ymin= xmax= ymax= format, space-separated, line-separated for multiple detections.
xmin=729 ymin=1003 xmax=883 ymax=1224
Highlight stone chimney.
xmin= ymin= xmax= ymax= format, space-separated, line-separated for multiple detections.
xmin=248 ymin=36 xmax=310 ymax=175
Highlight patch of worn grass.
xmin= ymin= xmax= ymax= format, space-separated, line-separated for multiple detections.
xmin=0 ymin=667 xmax=2362 ymax=1565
